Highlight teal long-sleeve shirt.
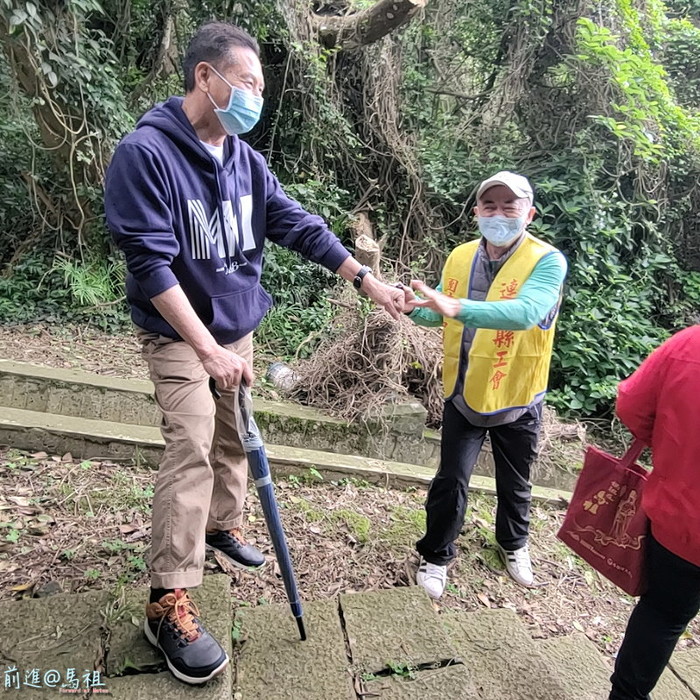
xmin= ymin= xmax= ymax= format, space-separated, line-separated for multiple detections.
xmin=408 ymin=251 xmax=567 ymax=330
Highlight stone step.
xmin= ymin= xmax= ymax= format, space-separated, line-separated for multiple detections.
xmin=363 ymin=665 xmax=479 ymax=700
xmin=668 ymin=648 xmax=700 ymax=698
xmin=441 ymin=608 xmax=580 ymax=699
xmin=535 ymin=633 xmax=611 ymax=698
xmin=238 ymin=590 xmax=657 ymax=700
xmin=0 ymin=574 xmax=232 ymax=698
xmin=654 ymin=662 xmax=699 ymax=700
xmin=235 ymin=598 xmax=354 ymax=700
xmin=235 ymin=586 xmax=478 ymax=700
xmin=535 ymin=630 xmax=698 ymax=700
xmin=0 ymin=359 xmax=440 ymax=467
xmin=0 ymin=405 xmax=570 ymax=504
xmin=339 ymin=587 xmax=460 ymax=676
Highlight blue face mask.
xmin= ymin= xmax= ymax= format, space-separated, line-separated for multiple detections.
xmin=208 ymin=66 xmax=263 ymax=135
xmin=477 ymin=214 xmax=528 ymax=247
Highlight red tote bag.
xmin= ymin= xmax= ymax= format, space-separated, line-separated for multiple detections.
xmin=557 ymin=438 xmax=649 ymax=596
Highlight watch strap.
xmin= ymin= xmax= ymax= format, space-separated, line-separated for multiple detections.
xmin=353 ymin=265 xmax=373 ymax=289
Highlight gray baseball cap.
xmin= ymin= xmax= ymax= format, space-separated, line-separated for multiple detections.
xmin=476 ymin=171 xmax=534 ymax=203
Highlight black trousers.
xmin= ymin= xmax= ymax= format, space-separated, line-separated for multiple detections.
xmin=416 ymin=400 xmax=541 ymax=565
xmin=609 ymin=533 xmax=700 ymax=700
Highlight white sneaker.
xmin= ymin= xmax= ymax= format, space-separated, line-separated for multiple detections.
xmin=498 ymin=544 xmax=534 ymax=587
xmin=416 ymin=557 xmax=447 ymax=599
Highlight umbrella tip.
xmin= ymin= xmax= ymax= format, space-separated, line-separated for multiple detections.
xmin=297 ymin=617 xmax=307 ymax=641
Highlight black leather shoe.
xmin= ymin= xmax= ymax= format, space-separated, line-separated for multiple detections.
xmin=205 ymin=528 xmax=266 ymax=569
xmin=144 ymin=589 xmax=228 ymax=685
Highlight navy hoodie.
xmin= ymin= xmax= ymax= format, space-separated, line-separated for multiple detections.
xmin=105 ymin=97 xmax=350 ymax=344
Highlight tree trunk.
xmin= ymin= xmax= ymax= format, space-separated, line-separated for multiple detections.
xmin=130 ymin=2 xmax=180 ymax=104
xmin=351 ymin=212 xmax=382 ymax=277
xmin=0 ymin=10 xmax=105 ymax=239
xmin=312 ymin=0 xmax=428 ymax=50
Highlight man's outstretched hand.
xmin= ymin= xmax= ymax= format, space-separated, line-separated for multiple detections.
xmin=410 ymin=280 xmax=461 ymax=318
xmin=362 ymin=276 xmax=406 ymax=319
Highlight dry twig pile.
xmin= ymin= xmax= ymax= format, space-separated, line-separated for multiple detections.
xmin=292 ymin=303 xmax=444 ymax=426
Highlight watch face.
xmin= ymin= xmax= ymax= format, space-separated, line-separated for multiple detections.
xmin=353 ymin=266 xmax=371 ymax=289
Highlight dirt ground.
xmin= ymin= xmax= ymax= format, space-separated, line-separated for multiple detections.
xmin=0 ymin=447 xmax=698 ymax=662
xmin=0 ymin=322 xmax=697 ymax=662
xmin=0 ymin=322 xmax=282 ymax=387
xmin=0 ymin=323 xmax=148 ymax=378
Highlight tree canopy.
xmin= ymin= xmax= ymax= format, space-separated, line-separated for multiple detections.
xmin=1 ymin=0 xmax=699 ymax=416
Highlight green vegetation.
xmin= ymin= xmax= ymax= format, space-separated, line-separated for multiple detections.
xmin=386 ymin=661 xmax=418 ymax=680
xmin=331 ymin=509 xmax=372 ymax=543
xmin=2 ymin=0 xmax=700 ymax=417
xmin=380 ymin=506 xmax=426 ymax=547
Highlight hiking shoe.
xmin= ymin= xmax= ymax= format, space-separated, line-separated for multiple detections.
xmin=498 ymin=544 xmax=535 ymax=587
xmin=416 ymin=557 xmax=447 ymax=599
xmin=144 ymin=589 xmax=228 ymax=685
xmin=205 ymin=528 xmax=265 ymax=569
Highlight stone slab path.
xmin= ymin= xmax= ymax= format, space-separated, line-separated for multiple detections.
xmin=1 ymin=577 xmax=699 ymax=699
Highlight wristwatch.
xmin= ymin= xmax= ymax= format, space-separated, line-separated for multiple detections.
xmin=352 ymin=265 xmax=373 ymax=290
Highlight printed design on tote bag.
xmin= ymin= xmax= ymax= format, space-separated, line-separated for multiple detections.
xmin=573 ymin=481 xmax=646 ymax=550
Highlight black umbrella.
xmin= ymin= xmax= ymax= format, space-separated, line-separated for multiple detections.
xmin=210 ymin=378 xmax=306 ymax=641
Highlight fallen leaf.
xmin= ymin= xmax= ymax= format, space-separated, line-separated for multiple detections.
xmin=477 ymin=593 xmax=491 ymax=608
xmin=30 ymin=452 xmax=48 ymax=460
xmin=7 ymin=496 xmax=31 ymax=507
xmin=573 ymin=620 xmax=584 ymax=633
xmin=28 ymin=525 xmax=49 ymax=536
xmin=212 ymin=549 xmax=240 ymax=577
xmin=17 ymin=507 xmax=42 ymax=516
xmin=11 ymin=581 xmax=35 ymax=592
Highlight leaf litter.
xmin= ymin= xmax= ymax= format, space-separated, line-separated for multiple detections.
xmin=0 ymin=323 xmax=695 ymax=661
xmin=0 ymin=448 xmax=697 ymax=664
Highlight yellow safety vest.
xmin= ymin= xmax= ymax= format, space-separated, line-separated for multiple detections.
xmin=441 ymin=233 xmax=561 ymax=415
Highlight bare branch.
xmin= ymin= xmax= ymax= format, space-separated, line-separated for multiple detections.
xmin=311 ymin=0 xmax=428 ymax=50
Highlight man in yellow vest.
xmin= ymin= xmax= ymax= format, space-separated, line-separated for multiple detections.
xmin=403 ymin=171 xmax=567 ymax=598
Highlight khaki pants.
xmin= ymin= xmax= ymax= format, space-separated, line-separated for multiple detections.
xmin=137 ymin=328 xmax=252 ymax=589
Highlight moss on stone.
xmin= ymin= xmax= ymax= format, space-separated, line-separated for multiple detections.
xmin=380 ymin=506 xmax=426 ymax=547
xmin=331 ymin=508 xmax=372 ymax=543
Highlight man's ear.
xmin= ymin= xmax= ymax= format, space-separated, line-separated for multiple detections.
xmin=195 ymin=62 xmax=213 ymax=93
xmin=526 ymin=205 xmax=536 ymax=224
xmin=473 ymin=206 xmax=480 ymax=217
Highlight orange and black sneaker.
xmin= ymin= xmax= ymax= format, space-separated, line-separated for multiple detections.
xmin=205 ymin=527 xmax=265 ymax=569
xmin=144 ymin=589 xmax=228 ymax=685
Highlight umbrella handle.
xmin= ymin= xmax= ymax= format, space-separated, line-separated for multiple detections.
xmin=208 ymin=377 xmax=256 ymax=438
xmin=237 ymin=382 xmax=254 ymax=433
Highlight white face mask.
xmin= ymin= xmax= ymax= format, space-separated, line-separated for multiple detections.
xmin=477 ymin=213 xmax=528 ymax=247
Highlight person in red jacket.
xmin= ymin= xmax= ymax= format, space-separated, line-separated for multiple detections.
xmin=609 ymin=325 xmax=700 ymax=700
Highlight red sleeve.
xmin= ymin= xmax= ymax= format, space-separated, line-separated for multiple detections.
xmin=616 ymin=337 xmax=672 ymax=443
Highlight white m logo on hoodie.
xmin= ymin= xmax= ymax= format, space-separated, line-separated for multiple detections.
xmin=187 ymin=196 xmax=255 ymax=260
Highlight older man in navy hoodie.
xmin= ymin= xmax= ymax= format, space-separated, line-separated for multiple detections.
xmin=105 ymin=21 xmax=404 ymax=685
